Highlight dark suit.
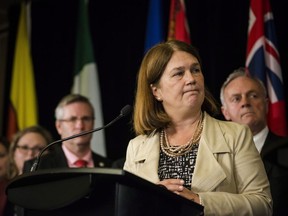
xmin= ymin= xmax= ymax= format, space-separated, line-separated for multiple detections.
xmin=112 ymin=157 xmax=125 ymax=169
xmin=261 ymin=132 xmax=288 ymax=216
xmin=18 ymin=145 xmax=112 ymax=216
xmin=23 ymin=144 xmax=112 ymax=172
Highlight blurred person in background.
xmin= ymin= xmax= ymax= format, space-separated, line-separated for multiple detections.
xmin=24 ymin=94 xmax=112 ymax=171
xmin=0 ymin=137 xmax=13 ymax=215
xmin=220 ymin=67 xmax=288 ymax=215
xmin=7 ymin=125 xmax=53 ymax=179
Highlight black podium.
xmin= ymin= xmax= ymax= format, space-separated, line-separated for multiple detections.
xmin=6 ymin=168 xmax=204 ymax=216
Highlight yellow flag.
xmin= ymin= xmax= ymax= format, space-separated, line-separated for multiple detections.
xmin=8 ymin=3 xmax=38 ymax=139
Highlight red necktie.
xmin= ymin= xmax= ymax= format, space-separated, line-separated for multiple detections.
xmin=74 ymin=159 xmax=88 ymax=168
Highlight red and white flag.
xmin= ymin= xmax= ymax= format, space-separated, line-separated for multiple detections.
xmin=246 ymin=0 xmax=287 ymax=136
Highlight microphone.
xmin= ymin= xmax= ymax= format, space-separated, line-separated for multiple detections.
xmin=30 ymin=104 xmax=132 ymax=172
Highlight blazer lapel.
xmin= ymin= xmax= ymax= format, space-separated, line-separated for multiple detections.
xmin=129 ymin=114 xmax=230 ymax=189
xmin=192 ymin=114 xmax=230 ymax=192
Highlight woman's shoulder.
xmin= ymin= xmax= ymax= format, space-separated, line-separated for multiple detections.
xmin=206 ymin=112 xmax=249 ymax=129
xmin=130 ymin=134 xmax=148 ymax=142
xmin=128 ymin=130 xmax=159 ymax=152
xmin=203 ymin=113 xmax=254 ymax=151
xmin=130 ymin=130 xmax=158 ymax=142
xmin=205 ymin=112 xmax=251 ymax=138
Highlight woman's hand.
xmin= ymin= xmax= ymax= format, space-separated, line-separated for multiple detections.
xmin=157 ymin=179 xmax=200 ymax=204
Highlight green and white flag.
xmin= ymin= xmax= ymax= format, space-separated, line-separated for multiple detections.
xmin=72 ymin=0 xmax=106 ymax=156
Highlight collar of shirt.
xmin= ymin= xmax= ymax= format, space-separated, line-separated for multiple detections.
xmin=253 ymin=126 xmax=269 ymax=153
xmin=62 ymin=144 xmax=94 ymax=168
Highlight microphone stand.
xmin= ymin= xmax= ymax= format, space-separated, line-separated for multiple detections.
xmin=30 ymin=105 xmax=132 ymax=172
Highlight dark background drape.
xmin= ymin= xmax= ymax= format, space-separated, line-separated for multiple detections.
xmin=5 ymin=0 xmax=288 ymax=161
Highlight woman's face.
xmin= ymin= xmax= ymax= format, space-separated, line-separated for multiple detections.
xmin=14 ymin=132 xmax=47 ymax=174
xmin=151 ymin=50 xmax=205 ymax=115
xmin=0 ymin=143 xmax=8 ymax=179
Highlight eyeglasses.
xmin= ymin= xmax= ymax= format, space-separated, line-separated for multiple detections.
xmin=59 ymin=117 xmax=94 ymax=124
xmin=16 ymin=145 xmax=44 ymax=154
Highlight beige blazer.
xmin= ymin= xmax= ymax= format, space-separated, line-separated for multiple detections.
xmin=124 ymin=113 xmax=272 ymax=216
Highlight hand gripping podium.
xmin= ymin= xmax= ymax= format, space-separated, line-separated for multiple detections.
xmin=6 ymin=168 xmax=204 ymax=216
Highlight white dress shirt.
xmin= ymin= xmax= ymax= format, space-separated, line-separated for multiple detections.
xmin=253 ymin=126 xmax=269 ymax=153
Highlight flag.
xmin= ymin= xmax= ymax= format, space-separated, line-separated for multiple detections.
xmin=144 ymin=0 xmax=164 ymax=52
xmin=71 ymin=0 xmax=106 ymax=156
xmin=167 ymin=0 xmax=191 ymax=43
xmin=246 ymin=0 xmax=287 ymax=136
xmin=7 ymin=3 xmax=38 ymax=140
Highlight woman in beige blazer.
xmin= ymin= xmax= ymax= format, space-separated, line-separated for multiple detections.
xmin=124 ymin=40 xmax=272 ymax=216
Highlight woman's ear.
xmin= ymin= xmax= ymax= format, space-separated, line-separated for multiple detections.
xmin=150 ymin=84 xmax=162 ymax=101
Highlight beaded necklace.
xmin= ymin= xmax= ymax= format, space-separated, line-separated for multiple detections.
xmin=160 ymin=112 xmax=204 ymax=157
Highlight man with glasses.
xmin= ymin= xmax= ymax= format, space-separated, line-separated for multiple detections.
xmin=24 ymin=94 xmax=111 ymax=171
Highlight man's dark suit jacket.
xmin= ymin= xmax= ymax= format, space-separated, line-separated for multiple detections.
xmin=23 ymin=144 xmax=112 ymax=172
xmin=261 ymin=132 xmax=288 ymax=216
xmin=17 ymin=145 xmax=112 ymax=216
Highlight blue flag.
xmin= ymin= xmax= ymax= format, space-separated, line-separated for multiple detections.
xmin=144 ymin=0 xmax=164 ymax=53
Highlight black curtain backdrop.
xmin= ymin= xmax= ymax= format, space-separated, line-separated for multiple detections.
xmin=6 ymin=0 xmax=288 ymax=161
